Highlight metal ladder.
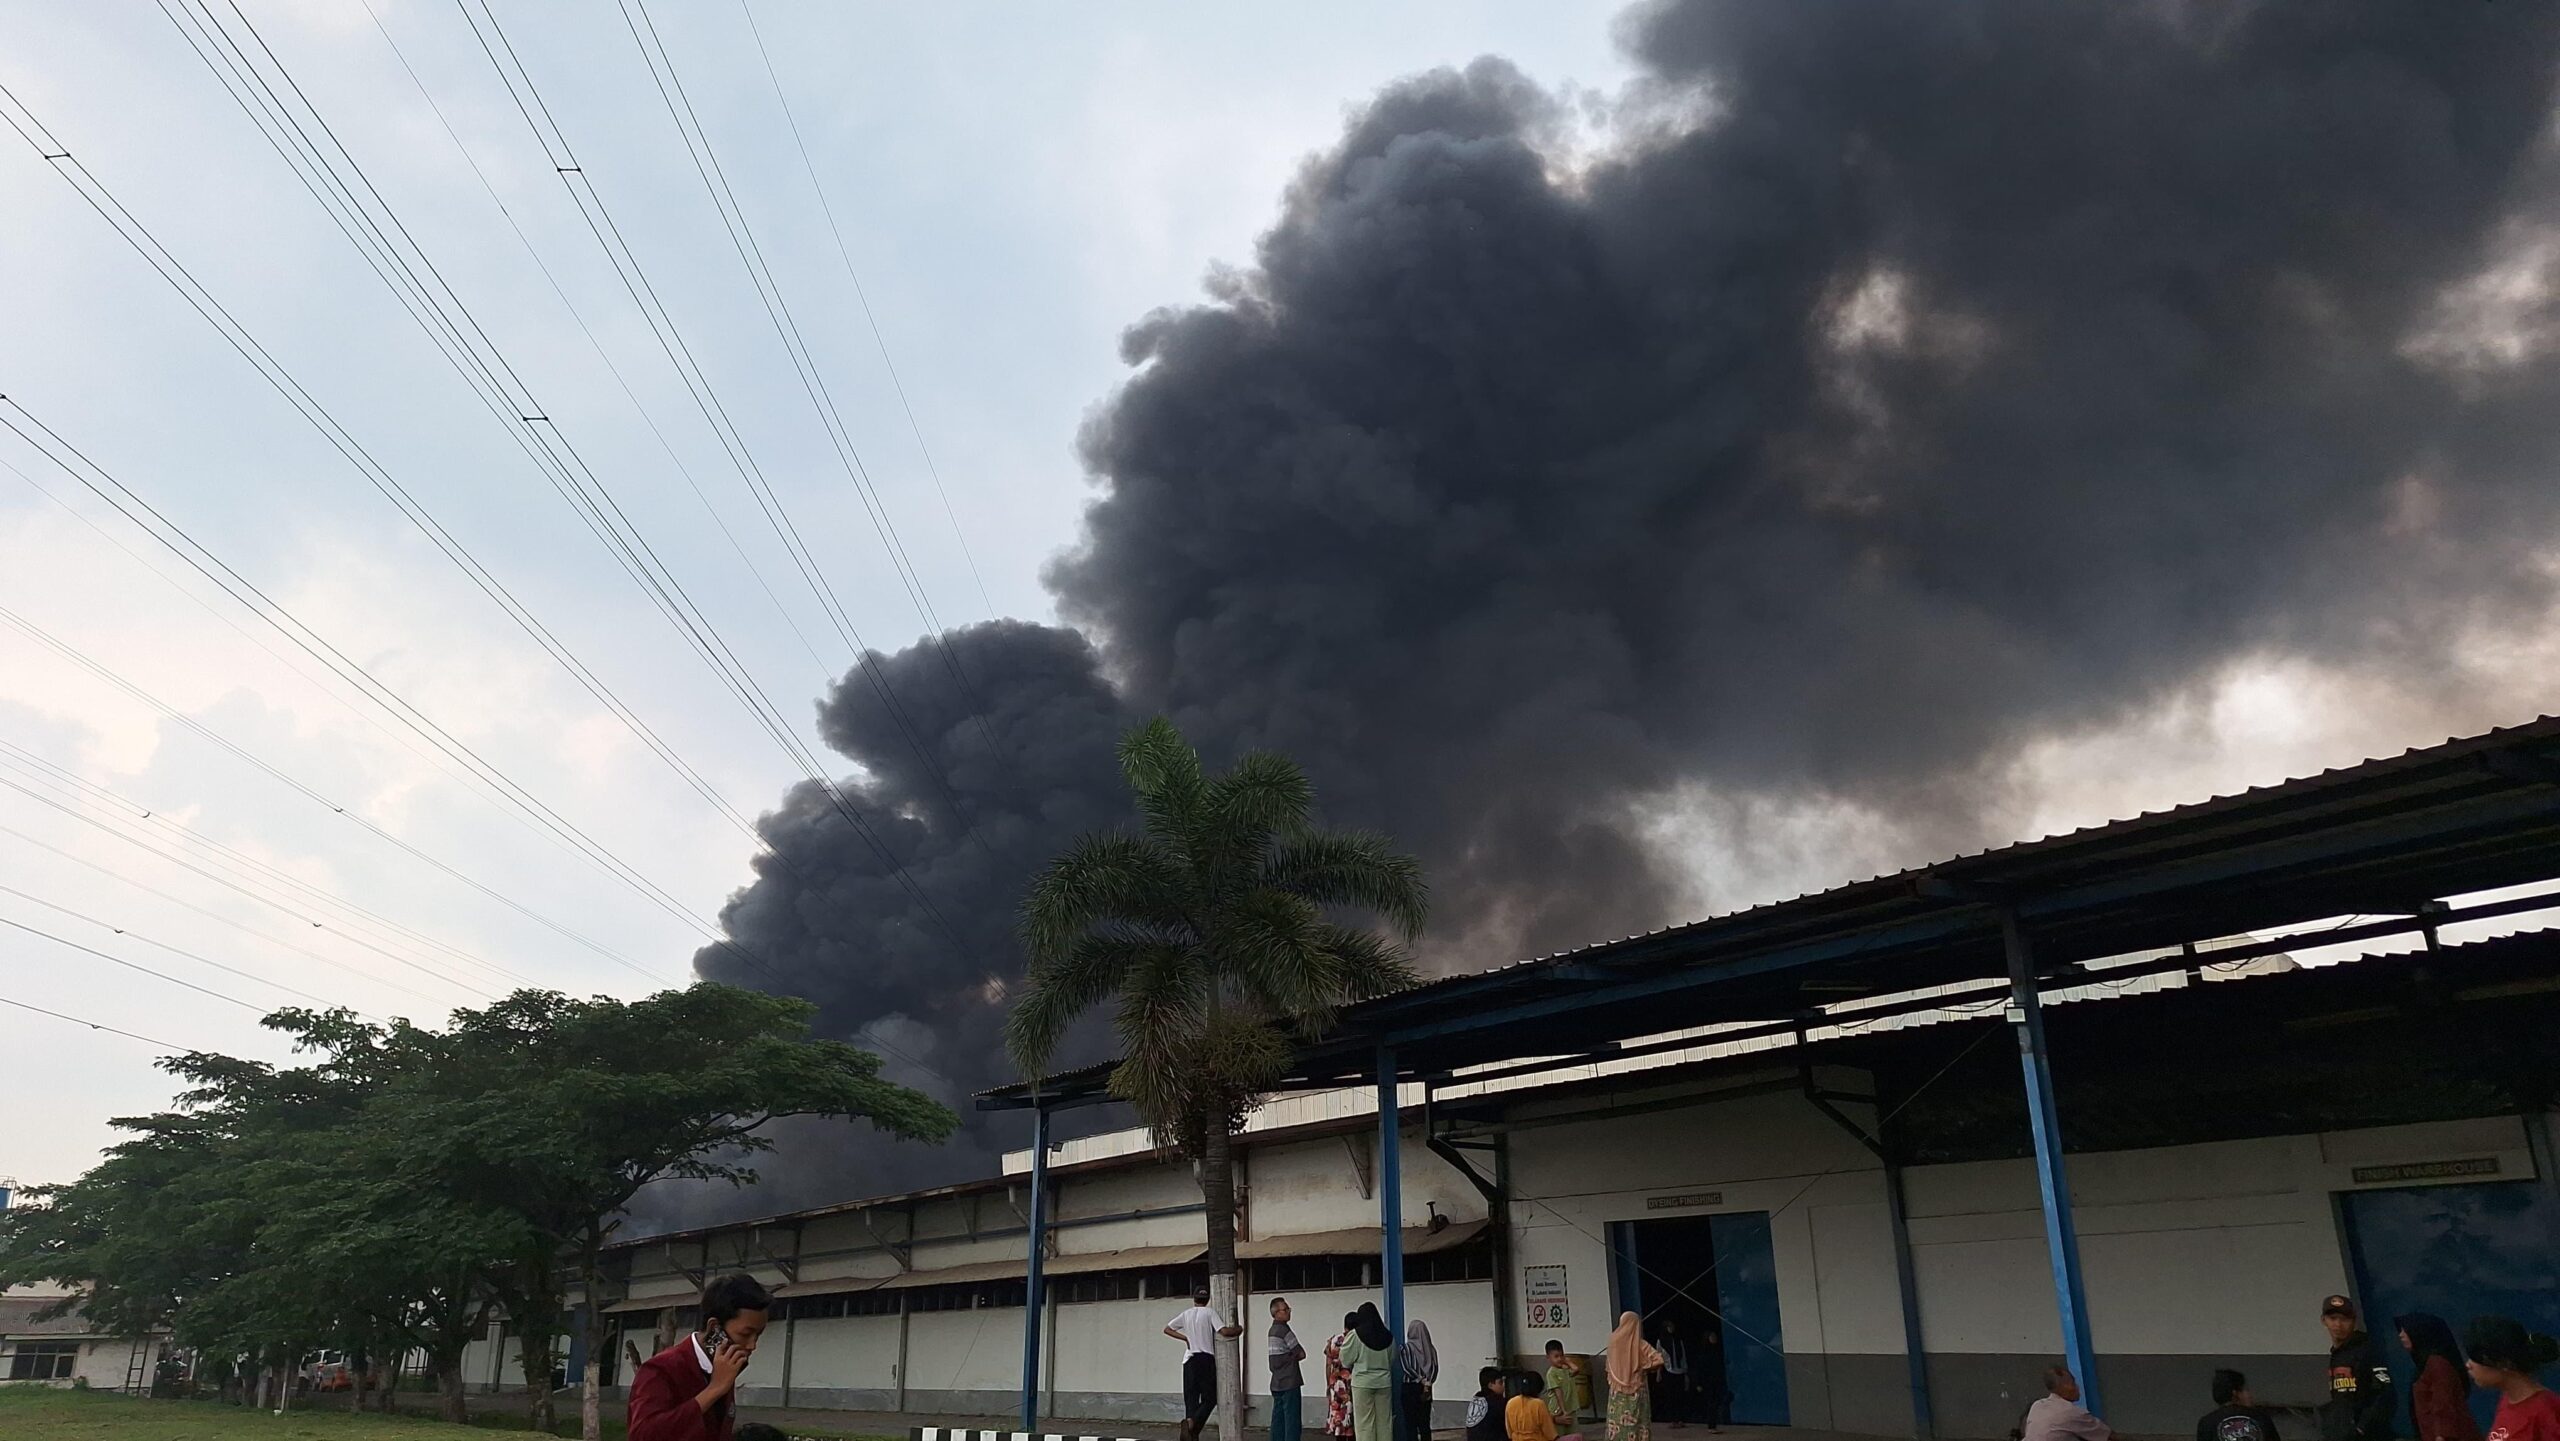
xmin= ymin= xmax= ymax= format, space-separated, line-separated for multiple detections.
xmin=121 ymin=1338 xmax=151 ymax=1395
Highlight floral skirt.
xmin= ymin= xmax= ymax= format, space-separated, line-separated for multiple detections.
xmin=1606 ymin=1386 xmax=1650 ymax=1441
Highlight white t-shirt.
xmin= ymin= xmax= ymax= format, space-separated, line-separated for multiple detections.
xmin=2022 ymin=1395 xmax=2112 ymax=1441
xmin=1170 ymin=1305 xmax=1222 ymax=1356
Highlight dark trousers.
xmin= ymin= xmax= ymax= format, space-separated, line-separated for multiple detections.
xmin=1399 ymin=1383 xmax=1431 ymax=1441
xmin=1184 ymin=1353 xmax=1218 ymax=1427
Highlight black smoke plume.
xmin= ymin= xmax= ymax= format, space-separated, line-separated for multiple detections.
xmin=643 ymin=0 xmax=2560 ymax=1229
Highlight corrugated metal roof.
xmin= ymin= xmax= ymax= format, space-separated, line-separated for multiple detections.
xmin=601 ymin=1289 xmax=700 ymax=1316
xmin=0 ymin=1296 xmax=118 ymax=1337
xmin=989 ymin=713 xmax=2560 ymax=1102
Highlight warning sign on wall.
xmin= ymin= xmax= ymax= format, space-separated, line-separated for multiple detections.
xmin=1524 ymin=1265 xmax=1569 ymax=1328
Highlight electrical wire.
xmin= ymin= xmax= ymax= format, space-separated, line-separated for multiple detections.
xmin=0 ymin=600 xmax=652 ymax=980
xmin=452 ymin=0 xmax=1013 ymax=869
xmin=162 ymin=1 xmax=983 ymax=965
xmin=0 ymin=994 xmax=190 ymax=1051
xmin=0 ymin=735 xmax=522 ymax=991
xmin=0 ymin=882 xmax=356 ymax=1015
xmin=0 ymin=775 xmax=501 ymax=1001
xmin=0 ymin=911 xmax=265 ymax=1014
xmin=734 ymin=0 xmax=1000 ymax=622
xmin=152 ymin=0 xmax=785 ymax=863
xmin=615 ymin=0 xmax=1016 ymax=788
xmin=0 ymin=85 xmax=719 ymax=977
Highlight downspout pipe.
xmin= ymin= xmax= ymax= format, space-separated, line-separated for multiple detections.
xmin=1801 ymin=1057 xmax=1934 ymax=1440
xmin=1423 ymin=1085 xmax=1517 ymax=1366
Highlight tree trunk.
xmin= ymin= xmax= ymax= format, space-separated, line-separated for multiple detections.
xmin=252 ymin=1364 xmax=270 ymax=1412
xmin=580 ymin=1229 xmax=605 ymax=1441
xmin=518 ymin=1325 xmax=555 ymax=1434
xmin=437 ymin=1353 xmax=470 ymax=1423
xmin=1203 ymin=1117 xmax=1244 ymax=1441
xmin=517 ymin=1249 xmax=563 ymax=1435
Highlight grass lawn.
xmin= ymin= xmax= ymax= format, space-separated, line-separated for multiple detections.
xmin=0 ymin=1386 xmax=893 ymax=1440
xmin=0 ymin=1386 xmax=536 ymax=1439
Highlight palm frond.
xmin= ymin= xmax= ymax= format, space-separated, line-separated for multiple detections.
xmin=1261 ymin=830 xmax=1429 ymax=940
xmin=1109 ymin=941 xmax=1208 ymax=1135
xmin=1018 ymin=832 xmax=1189 ymax=960
xmin=1316 ymin=925 xmax=1425 ymax=1000
xmin=1004 ymin=932 xmax=1167 ymax=1078
xmin=1217 ymin=890 xmax=1350 ymax=1024
xmin=1210 ymin=751 xmax=1314 ymax=851
xmin=1118 ymin=718 xmax=1211 ymax=867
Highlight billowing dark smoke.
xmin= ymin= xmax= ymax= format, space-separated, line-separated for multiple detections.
xmin=653 ymin=0 xmax=2560 ymax=1227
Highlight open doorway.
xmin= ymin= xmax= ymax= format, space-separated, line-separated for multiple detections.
xmin=2342 ymin=1179 xmax=2560 ymax=1434
xmin=1606 ymin=1212 xmax=1789 ymax=1426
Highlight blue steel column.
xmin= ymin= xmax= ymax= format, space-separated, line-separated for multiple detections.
xmin=2001 ymin=911 xmax=2100 ymax=1415
xmin=1377 ymin=1046 xmax=1406 ymax=1441
xmin=1019 ymin=1104 xmax=1051 ymax=1431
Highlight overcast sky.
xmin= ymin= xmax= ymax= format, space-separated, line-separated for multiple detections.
xmin=6 ymin=1 xmax=2554 ymax=1196
xmin=0 ymin=0 xmax=1633 ymax=1187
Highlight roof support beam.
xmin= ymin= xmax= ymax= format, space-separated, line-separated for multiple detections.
xmin=2004 ymin=910 xmax=2102 ymax=1420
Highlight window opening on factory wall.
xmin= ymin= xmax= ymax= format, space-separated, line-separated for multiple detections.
xmin=777 ymin=1291 xmax=904 ymax=1321
xmin=1247 ymin=1255 xmax=1379 ymax=1293
xmin=910 ymin=1278 xmax=1027 ymax=1312
xmin=7 ymin=1342 xmax=79 ymax=1380
xmin=1139 ymin=1264 xmax=1211 ymax=1299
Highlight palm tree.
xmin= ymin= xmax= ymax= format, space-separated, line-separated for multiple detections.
xmin=1006 ymin=717 xmax=1427 ymax=1439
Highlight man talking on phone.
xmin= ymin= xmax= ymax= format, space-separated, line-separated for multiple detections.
xmin=629 ymin=1273 xmax=772 ymax=1441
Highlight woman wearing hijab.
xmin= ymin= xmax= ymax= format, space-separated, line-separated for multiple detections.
xmin=1604 ymin=1312 xmax=1666 ymax=1441
xmin=2397 ymin=1313 xmax=2482 ymax=1441
xmin=1402 ymin=1320 xmax=1442 ymax=1441
xmin=1341 ymin=1304 xmax=1400 ymax=1441
xmin=1327 ymin=1313 xmax=1360 ymax=1441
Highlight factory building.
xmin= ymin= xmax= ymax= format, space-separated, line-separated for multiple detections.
xmin=547 ymin=719 xmax=2560 ymax=1438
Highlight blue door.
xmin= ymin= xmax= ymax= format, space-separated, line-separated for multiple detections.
xmin=1607 ymin=1220 xmax=1645 ymax=1324
xmin=2341 ymin=1181 xmax=2560 ymax=1433
xmin=1708 ymin=1213 xmax=1790 ymax=1426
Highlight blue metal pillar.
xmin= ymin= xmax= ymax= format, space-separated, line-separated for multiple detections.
xmin=1378 ymin=1046 xmax=1406 ymax=1441
xmin=1882 ymin=1161 xmax=1935 ymax=1438
xmin=2001 ymin=910 xmax=2100 ymax=1416
xmin=1019 ymin=1104 xmax=1051 ymax=1431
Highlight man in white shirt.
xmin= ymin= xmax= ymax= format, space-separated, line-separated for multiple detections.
xmin=1166 ymin=1285 xmax=1245 ymax=1441
xmin=2022 ymin=1365 xmax=2112 ymax=1441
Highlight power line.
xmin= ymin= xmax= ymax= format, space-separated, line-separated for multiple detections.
xmin=0 ymin=911 xmax=265 ymax=1014
xmin=150 ymin=0 xmax=786 ymax=865
xmin=0 ymin=448 xmax=634 ymax=850
xmin=356 ymin=0 xmax=836 ymax=688
xmin=451 ymin=0 xmax=1013 ymax=871
xmin=0 ymin=994 xmax=190 ymax=1051
xmin=0 ymin=734 xmax=525 ymax=993
xmin=0 ymin=600 xmax=654 ymax=981
xmin=0 ymin=85 xmax=730 ymax=974
xmin=733 ymin=0 xmax=999 ymax=621
xmin=156 ymin=1 xmax=979 ymax=967
xmin=0 ymin=882 xmax=353 ymax=1015
xmin=0 ymin=770 xmax=503 ymax=1001
xmin=614 ymin=0 xmax=1017 ymax=784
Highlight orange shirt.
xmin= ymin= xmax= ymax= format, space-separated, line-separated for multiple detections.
xmin=1507 ymin=1394 xmax=1559 ymax=1441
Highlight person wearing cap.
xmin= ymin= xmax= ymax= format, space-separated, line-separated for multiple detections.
xmin=2323 ymin=1295 xmax=2397 ymax=1441
xmin=1167 ymin=1284 xmax=1245 ymax=1441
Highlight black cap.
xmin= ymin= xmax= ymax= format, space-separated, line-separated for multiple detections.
xmin=2322 ymin=1295 xmax=2356 ymax=1319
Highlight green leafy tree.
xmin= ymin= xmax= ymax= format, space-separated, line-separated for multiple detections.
xmin=5 ymin=985 xmax=954 ymax=1439
xmin=413 ymin=983 xmax=960 ymax=1440
xmin=1005 ymin=718 xmax=1426 ymax=1440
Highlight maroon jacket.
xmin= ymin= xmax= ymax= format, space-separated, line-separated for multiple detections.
xmin=628 ymin=1339 xmax=732 ymax=1441
xmin=2412 ymin=1356 xmax=2483 ymax=1441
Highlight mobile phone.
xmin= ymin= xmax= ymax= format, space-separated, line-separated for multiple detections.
xmin=703 ymin=1326 xmax=728 ymax=1356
